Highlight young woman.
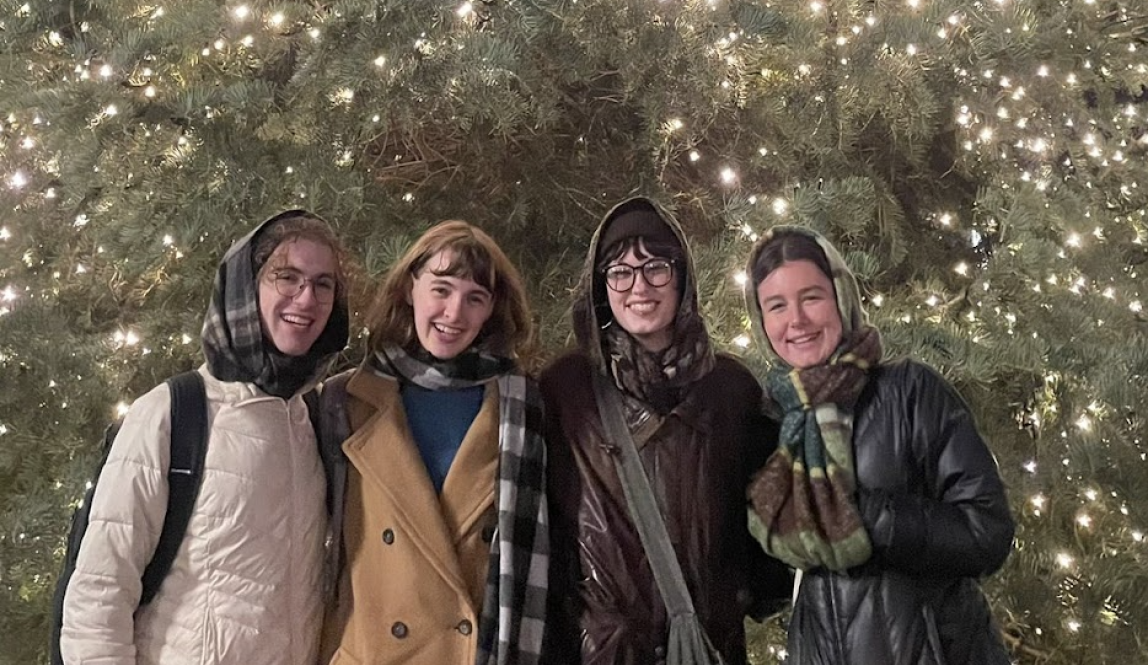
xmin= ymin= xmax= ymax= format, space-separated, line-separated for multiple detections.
xmin=542 ymin=197 xmax=789 ymax=664
xmin=61 ymin=210 xmax=350 ymax=665
xmin=745 ymin=225 xmax=1015 ymax=664
xmin=319 ymin=220 xmax=547 ymax=665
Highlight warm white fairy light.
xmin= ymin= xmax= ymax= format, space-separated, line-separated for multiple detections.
xmin=374 ymin=55 xmax=387 ymax=68
xmin=938 ymin=213 xmax=953 ymax=226
xmin=115 ymin=402 xmax=130 ymax=417
xmin=954 ymin=261 xmax=969 ymax=276
xmin=1133 ymin=531 xmax=1144 ymax=542
xmin=668 ymin=118 xmax=683 ymax=131
xmin=309 ymin=28 xmax=321 ymax=40
xmin=232 ymin=5 xmax=250 ymax=20
xmin=1 ymin=286 xmax=17 ymax=302
xmin=734 ymin=335 xmax=750 ymax=348
xmin=1024 ymin=460 xmax=1037 ymax=473
xmin=99 ymin=64 xmax=113 ymax=78
xmin=734 ymin=271 xmax=747 ymax=286
xmin=144 ymin=85 xmax=156 ymax=98
xmin=457 ymin=1 xmax=474 ymax=16
xmin=241 ymin=35 xmax=255 ymax=47
xmin=1130 ymin=300 xmax=1142 ymax=313
xmin=1068 ymin=620 xmax=1081 ymax=632
xmin=334 ymin=88 xmax=355 ymax=104
xmin=1056 ymin=552 xmax=1074 ymax=568
xmin=8 ymin=171 xmax=28 ymax=189
xmin=268 ymin=12 xmax=285 ymax=26
xmin=1075 ymin=414 xmax=1092 ymax=431
xmin=0 ymin=227 xmax=9 ymax=240
xmin=1066 ymin=232 xmax=1081 ymax=248
xmin=1084 ymin=488 xmax=1098 ymax=501
xmin=688 ymin=150 xmax=700 ymax=162
xmin=1077 ymin=514 xmax=1092 ymax=528
xmin=719 ymin=167 xmax=737 ymax=184
xmin=870 ymin=294 xmax=884 ymax=307
xmin=772 ymin=198 xmax=788 ymax=215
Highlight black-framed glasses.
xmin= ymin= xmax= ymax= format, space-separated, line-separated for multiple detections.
xmin=603 ymin=259 xmax=676 ymax=292
xmin=270 ymin=269 xmax=337 ymax=304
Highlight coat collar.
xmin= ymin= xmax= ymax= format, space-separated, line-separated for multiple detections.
xmin=341 ymin=369 xmax=498 ymax=606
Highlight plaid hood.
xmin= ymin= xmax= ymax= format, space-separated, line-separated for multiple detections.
xmin=201 ymin=209 xmax=350 ymax=397
xmin=570 ymin=196 xmax=707 ymax=373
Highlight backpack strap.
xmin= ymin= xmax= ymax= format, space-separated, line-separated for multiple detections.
xmin=139 ymin=370 xmax=208 ymax=605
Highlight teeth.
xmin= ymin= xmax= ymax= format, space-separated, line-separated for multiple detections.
xmin=434 ymin=323 xmax=462 ymax=335
xmin=282 ymin=314 xmax=311 ymax=326
xmin=628 ymin=302 xmax=657 ymax=313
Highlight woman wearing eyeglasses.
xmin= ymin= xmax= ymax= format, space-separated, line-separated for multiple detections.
xmin=540 ymin=197 xmax=790 ymax=664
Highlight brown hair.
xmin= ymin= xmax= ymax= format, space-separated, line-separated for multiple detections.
xmin=365 ymin=220 xmax=534 ymax=359
xmin=253 ymin=212 xmax=350 ymax=300
xmin=749 ymin=228 xmax=834 ymax=290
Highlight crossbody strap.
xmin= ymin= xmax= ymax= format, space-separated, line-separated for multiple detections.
xmin=591 ymin=371 xmax=696 ymax=618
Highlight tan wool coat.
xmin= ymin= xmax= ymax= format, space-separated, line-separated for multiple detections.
xmin=322 ymin=369 xmax=500 ymax=665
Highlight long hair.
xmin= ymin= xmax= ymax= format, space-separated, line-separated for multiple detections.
xmin=365 ymin=220 xmax=534 ymax=359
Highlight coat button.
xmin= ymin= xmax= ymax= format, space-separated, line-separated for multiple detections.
xmin=382 ymin=528 xmax=395 ymax=545
xmin=654 ymin=646 xmax=666 ymax=658
xmin=391 ymin=621 xmax=408 ymax=638
xmin=457 ymin=619 xmax=473 ymax=635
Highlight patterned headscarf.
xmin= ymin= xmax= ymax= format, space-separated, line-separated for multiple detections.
xmin=743 ymin=225 xmax=882 ymax=571
xmin=201 ymin=209 xmax=349 ymax=398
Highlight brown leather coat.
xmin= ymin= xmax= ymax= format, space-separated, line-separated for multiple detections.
xmin=542 ymin=352 xmax=785 ymax=665
xmin=541 ymin=197 xmax=788 ymax=665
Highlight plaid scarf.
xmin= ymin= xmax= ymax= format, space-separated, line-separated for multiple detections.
xmin=747 ymin=326 xmax=882 ymax=571
xmin=201 ymin=212 xmax=349 ymax=397
xmin=371 ymin=346 xmax=549 ymax=665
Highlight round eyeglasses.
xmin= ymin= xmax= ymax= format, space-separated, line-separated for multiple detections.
xmin=270 ymin=269 xmax=337 ymax=304
xmin=603 ymin=259 xmax=676 ymax=292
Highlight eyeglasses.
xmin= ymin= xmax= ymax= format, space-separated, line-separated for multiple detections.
xmin=270 ymin=269 xmax=338 ymax=304
xmin=603 ymin=259 xmax=676 ymax=292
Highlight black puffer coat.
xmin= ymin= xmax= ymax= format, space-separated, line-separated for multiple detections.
xmin=787 ymin=359 xmax=1015 ymax=665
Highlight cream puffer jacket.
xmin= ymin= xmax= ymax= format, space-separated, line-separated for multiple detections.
xmin=61 ymin=366 xmax=327 ymax=665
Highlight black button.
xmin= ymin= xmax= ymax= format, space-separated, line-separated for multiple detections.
xmin=382 ymin=528 xmax=395 ymax=545
xmin=457 ymin=619 xmax=473 ymax=635
xmin=654 ymin=646 xmax=666 ymax=658
xmin=391 ymin=621 xmax=408 ymax=638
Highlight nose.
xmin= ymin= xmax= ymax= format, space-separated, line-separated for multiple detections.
xmin=791 ymin=302 xmax=811 ymax=325
xmin=630 ymin=271 xmax=653 ymax=294
xmin=294 ymin=281 xmax=319 ymax=306
xmin=442 ymin=293 xmax=462 ymax=320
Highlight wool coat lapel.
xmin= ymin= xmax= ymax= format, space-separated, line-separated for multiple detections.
xmin=341 ymin=370 xmax=470 ymax=601
xmin=441 ymin=382 xmax=499 ymax=548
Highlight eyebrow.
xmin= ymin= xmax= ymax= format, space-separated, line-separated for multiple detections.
xmin=429 ymin=276 xmax=492 ymax=297
xmin=762 ymin=285 xmax=830 ymax=303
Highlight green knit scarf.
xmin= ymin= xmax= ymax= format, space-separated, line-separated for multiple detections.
xmin=747 ymin=326 xmax=882 ymax=571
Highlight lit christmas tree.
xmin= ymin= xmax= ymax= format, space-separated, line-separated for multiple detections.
xmin=2 ymin=0 xmax=1146 ymax=663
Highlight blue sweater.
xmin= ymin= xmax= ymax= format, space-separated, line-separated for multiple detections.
xmin=400 ymin=383 xmax=484 ymax=493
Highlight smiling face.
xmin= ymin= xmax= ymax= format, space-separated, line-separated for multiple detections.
xmin=756 ymin=259 xmax=843 ymax=369
xmin=258 ymin=238 xmax=337 ymax=357
xmin=604 ymin=242 xmax=680 ymax=352
xmin=409 ymin=249 xmax=495 ymax=360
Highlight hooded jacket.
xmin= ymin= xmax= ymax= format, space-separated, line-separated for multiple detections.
xmin=60 ymin=210 xmax=350 ymax=665
xmin=744 ymin=226 xmax=1014 ymax=665
xmin=541 ymin=198 xmax=789 ymax=665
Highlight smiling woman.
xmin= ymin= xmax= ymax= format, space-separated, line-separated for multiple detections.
xmin=316 ymin=220 xmax=548 ymax=665
xmin=541 ymin=197 xmax=791 ymax=665
xmin=743 ymin=226 xmax=1015 ymax=665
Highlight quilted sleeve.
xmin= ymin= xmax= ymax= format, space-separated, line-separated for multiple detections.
xmin=860 ymin=362 xmax=1015 ymax=578
xmin=60 ymin=382 xmax=173 ymax=664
